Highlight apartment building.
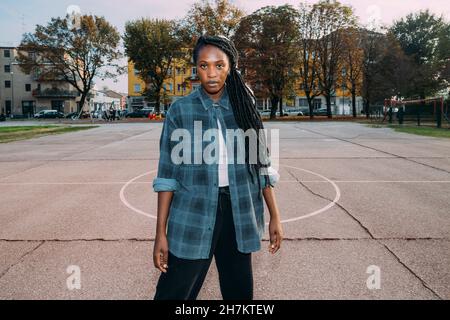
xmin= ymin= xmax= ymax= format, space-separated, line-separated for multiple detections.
xmin=128 ymin=60 xmax=200 ymax=111
xmin=89 ymin=88 xmax=126 ymax=112
xmin=0 ymin=46 xmax=81 ymax=118
xmin=127 ymin=56 xmax=363 ymax=116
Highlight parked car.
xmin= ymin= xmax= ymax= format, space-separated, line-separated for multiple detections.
xmin=314 ymin=107 xmax=328 ymax=115
xmin=141 ymin=107 xmax=155 ymax=113
xmin=284 ymin=108 xmax=303 ymax=116
xmin=126 ymin=109 xmax=151 ymax=118
xmin=276 ymin=111 xmax=289 ymax=117
xmin=34 ymin=110 xmax=64 ymax=119
xmin=65 ymin=112 xmax=79 ymax=119
xmin=298 ymin=107 xmax=328 ymax=116
xmin=65 ymin=111 xmax=90 ymax=119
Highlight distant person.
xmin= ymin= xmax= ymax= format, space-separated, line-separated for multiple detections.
xmin=108 ymin=107 xmax=114 ymax=121
xmin=388 ymin=107 xmax=393 ymax=123
xmin=397 ymin=106 xmax=404 ymax=125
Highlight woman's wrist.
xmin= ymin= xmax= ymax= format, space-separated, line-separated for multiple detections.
xmin=269 ymin=210 xmax=281 ymax=220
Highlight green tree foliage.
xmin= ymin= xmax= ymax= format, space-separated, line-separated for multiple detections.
xmin=233 ymin=5 xmax=301 ymax=119
xmin=390 ymin=10 xmax=450 ymax=98
xmin=123 ymin=19 xmax=185 ymax=113
xmin=18 ymin=15 xmax=122 ymax=113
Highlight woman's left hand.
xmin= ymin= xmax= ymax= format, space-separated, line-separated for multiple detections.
xmin=268 ymin=217 xmax=283 ymax=254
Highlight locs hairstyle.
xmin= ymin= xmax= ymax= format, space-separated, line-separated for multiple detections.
xmin=193 ymin=35 xmax=271 ymax=197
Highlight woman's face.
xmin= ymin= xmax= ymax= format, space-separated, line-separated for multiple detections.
xmin=196 ymin=45 xmax=230 ymax=95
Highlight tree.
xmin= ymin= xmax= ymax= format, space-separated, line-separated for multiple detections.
xmin=181 ymin=0 xmax=244 ymax=39
xmin=341 ymin=28 xmax=364 ymax=117
xmin=123 ymin=18 xmax=185 ymax=113
xmin=360 ymin=30 xmax=385 ymax=117
xmin=313 ymin=0 xmax=357 ymax=118
xmin=297 ymin=2 xmax=322 ymax=119
xmin=177 ymin=0 xmax=245 ymax=71
xmin=377 ymin=34 xmax=416 ymax=99
xmin=18 ymin=15 xmax=122 ymax=113
xmin=233 ymin=5 xmax=300 ymax=119
xmin=390 ymin=10 xmax=450 ymax=99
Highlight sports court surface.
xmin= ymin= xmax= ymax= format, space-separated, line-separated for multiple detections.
xmin=0 ymin=121 xmax=449 ymax=299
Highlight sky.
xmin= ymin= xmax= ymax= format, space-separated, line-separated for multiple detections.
xmin=1 ymin=0 xmax=449 ymax=94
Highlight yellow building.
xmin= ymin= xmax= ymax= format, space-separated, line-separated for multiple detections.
xmin=128 ymin=55 xmax=363 ymax=115
xmin=128 ymin=60 xmax=201 ymax=110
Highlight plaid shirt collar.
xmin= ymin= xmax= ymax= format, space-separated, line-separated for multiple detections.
xmin=194 ymin=85 xmax=230 ymax=111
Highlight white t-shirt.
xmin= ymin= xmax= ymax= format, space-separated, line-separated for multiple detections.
xmin=217 ymin=118 xmax=229 ymax=187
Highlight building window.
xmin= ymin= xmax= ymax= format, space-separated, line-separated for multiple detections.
xmin=299 ymin=98 xmax=308 ymax=107
xmin=169 ymin=83 xmax=173 ymax=92
xmin=176 ymin=68 xmax=180 ymax=75
xmin=25 ymin=84 xmax=31 ymax=92
xmin=5 ymin=80 xmax=11 ymax=88
xmin=4 ymin=65 xmax=11 ymax=73
xmin=167 ymin=67 xmax=172 ymax=75
xmin=182 ymin=68 xmax=186 ymax=75
xmin=313 ymin=98 xmax=322 ymax=109
xmin=191 ymin=67 xmax=197 ymax=75
xmin=4 ymin=50 xmax=10 ymax=58
xmin=134 ymin=84 xmax=141 ymax=93
xmin=177 ymin=84 xmax=181 ymax=92
xmin=134 ymin=68 xmax=139 ymax=76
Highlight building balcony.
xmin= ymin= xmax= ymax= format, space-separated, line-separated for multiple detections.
xmin=32 ymin=88 xmax=79 ymax=98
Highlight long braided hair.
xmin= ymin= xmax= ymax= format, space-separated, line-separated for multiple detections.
xmin=193 ymin=35 xmax=271 ymax=197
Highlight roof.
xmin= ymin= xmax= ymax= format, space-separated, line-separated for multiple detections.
xmin=101 ymin=90 xmax=125 ymax=99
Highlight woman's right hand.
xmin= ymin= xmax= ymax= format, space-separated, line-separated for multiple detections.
xmin=153 ymin=233 xmax=169 ymax=273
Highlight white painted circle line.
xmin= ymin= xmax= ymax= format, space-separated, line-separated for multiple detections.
xmin=274 ymin=164 xmax=341 ymax=224
xmin=119 ymin=170 xmax=157 ymax=219
xmin=120 ymin=165 xmax=340 ymax=224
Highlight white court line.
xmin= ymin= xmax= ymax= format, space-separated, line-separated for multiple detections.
xmin=119 ymin=170 xmax=157 ymax=219
xmin=118 ymin=165 xmax=341 ymax=224
xmin=2 ymin=180 xmax=450 ymax=186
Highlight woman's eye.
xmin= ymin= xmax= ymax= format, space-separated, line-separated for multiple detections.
xmin=217 ymin=64 xmax=223 ymax=69
xmin=200 ymin=65 xmax=207 ymax=69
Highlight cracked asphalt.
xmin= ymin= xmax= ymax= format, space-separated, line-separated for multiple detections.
xmin=0 ymin=121 xmax=449 ymax=300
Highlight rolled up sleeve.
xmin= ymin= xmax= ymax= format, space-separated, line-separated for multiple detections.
xmin=152 ymin=108 xmax=180 ymax=192
xmin=259 ymin=146 xmax=280 ymax=189
xmin=259 ymin=166 xmax=280 ymax=188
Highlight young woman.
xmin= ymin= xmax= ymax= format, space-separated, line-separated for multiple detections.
xmin=152 ymin=35 xmax=283 ymax=300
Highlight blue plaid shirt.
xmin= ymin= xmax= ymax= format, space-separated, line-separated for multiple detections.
xmin=152 ymin=86 xmax=279 ymax=260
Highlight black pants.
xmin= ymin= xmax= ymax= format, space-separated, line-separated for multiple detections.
xmin=153 ymin=186 xmax=253 ymax=300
